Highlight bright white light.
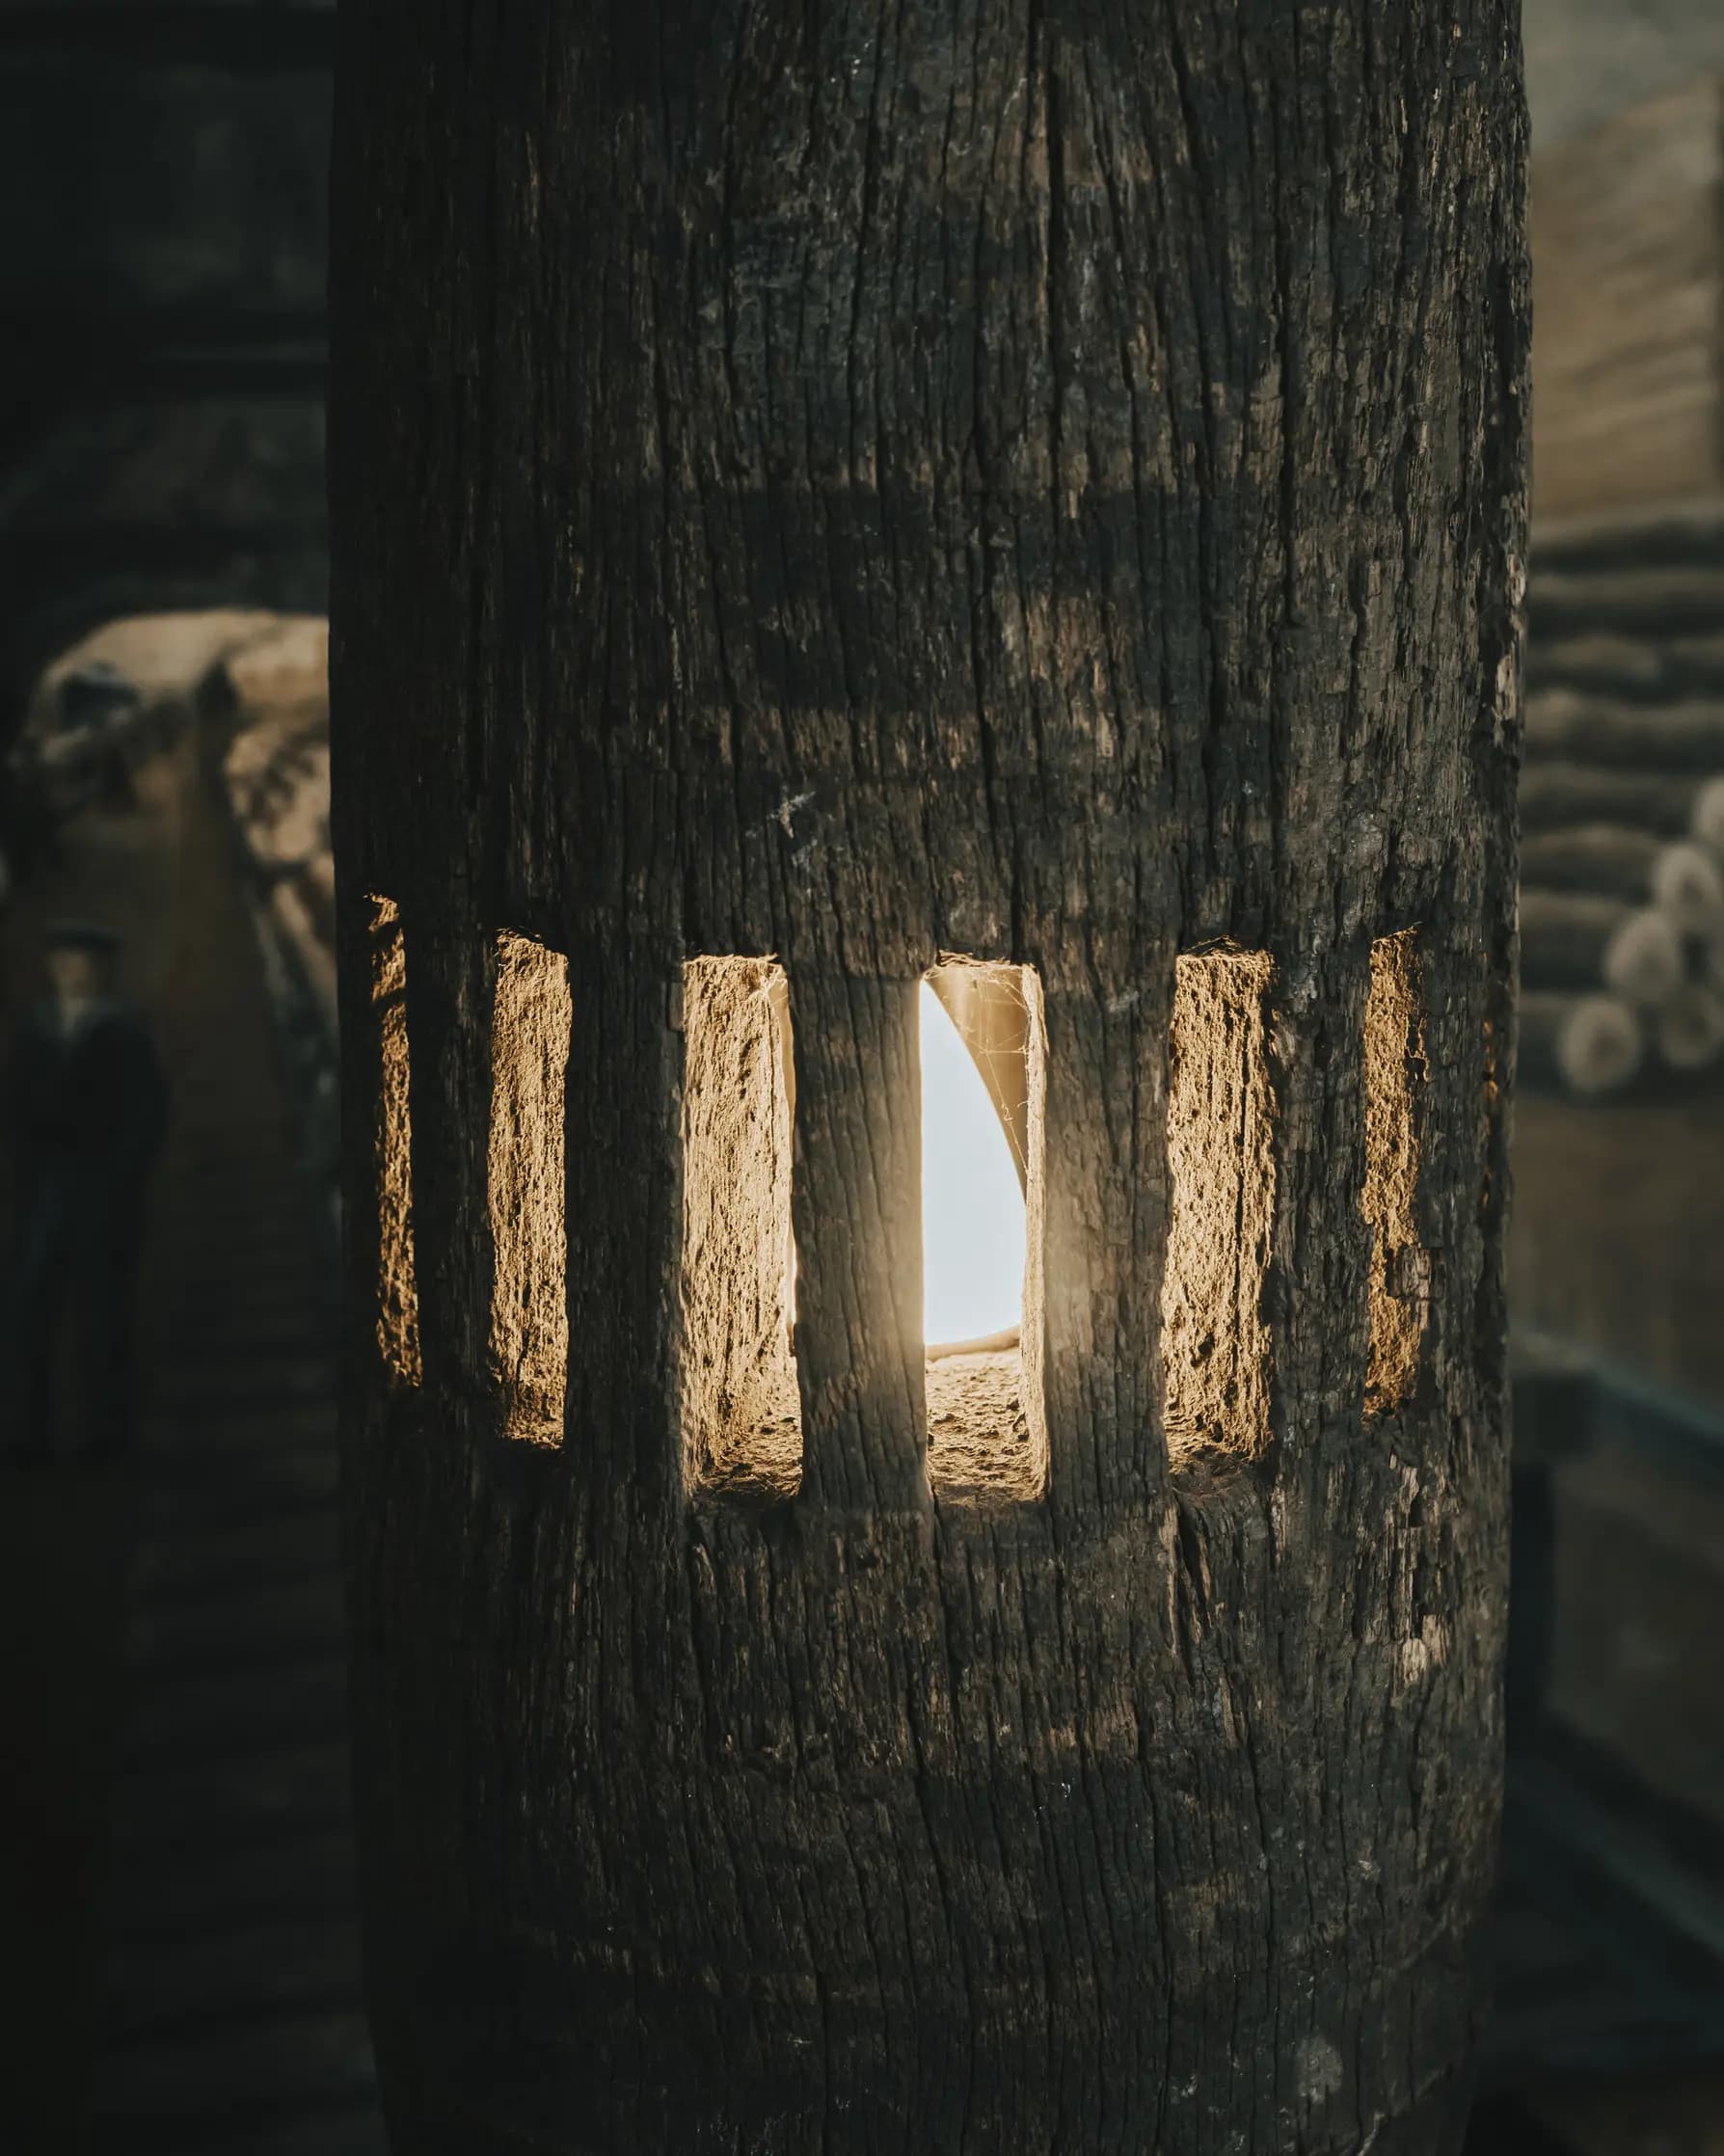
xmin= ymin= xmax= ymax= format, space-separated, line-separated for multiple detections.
xmin=920 ymin=980 xmax=1026 ymax=1349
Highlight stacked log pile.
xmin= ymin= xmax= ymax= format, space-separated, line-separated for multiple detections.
xmin=1522 ymin=514 xmax=1724 ymax=1098
xmin=1529 ymin=77 xmax=1724 ymax=526
xmin=1521 ymin=74 xmax=1724 ymax=1097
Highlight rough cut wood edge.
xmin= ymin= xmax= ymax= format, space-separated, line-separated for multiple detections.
xmin=1524 ymin=689 xmax=1724 ymax=773
xmin=328 ymin=0 xmax=1527 ymax=2144
xmin=679 ymin=957 xmax=800 ymax=1501
xmin=1161 ymin=948 xmax=1275 ymax=1462
xmin=365 ymin=894 xmax=418 ymax=1390
xmin=487 ymin=932 xmax=572 ymax=1446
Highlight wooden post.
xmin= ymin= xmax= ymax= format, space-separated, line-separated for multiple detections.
xmin=329 ymin=3 xmax=1527 ymax=2149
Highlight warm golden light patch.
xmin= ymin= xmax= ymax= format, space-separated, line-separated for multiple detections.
xmin=1363 ymin=931 xmax=1426 ymax=1415
xmin=680 ymin=957 xmax=800 ymax=1500
xmin=488 ymin=932 xmax=571 ymax=1444
xmin=922 ymin=962 xmax=1047 ymax=1505
xmin=367 ymin=894 xmax=420 ymax=1388
xmin=1161 ymin=949 xmax=1275 ymax=1461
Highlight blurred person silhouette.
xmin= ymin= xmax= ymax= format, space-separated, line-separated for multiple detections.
xmin=3 ymin=920 xmax=169 ymax=1462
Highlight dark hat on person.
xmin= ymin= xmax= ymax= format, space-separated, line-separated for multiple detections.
xmin=44 ymin=918 xmax=121 ymax=955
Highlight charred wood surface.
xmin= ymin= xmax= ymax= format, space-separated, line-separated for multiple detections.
xmin=329 ymin=3 xmax=1527 ymax=2150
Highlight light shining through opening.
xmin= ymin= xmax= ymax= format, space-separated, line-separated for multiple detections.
xmin=920 ymin=979 xmax=1026 ymax=1351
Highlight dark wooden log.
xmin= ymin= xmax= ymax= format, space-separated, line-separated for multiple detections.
xmin=1526 ymin=631 xmax=1665 ymax=699
xmin=1518 ymin=824 xmax=1724 ymax=936
xmin=328 ymin=2 xmax=1527 ymax=2150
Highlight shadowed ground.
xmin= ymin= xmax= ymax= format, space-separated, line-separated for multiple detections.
xmin=0 ymin=733 xmax=382 ymax=2153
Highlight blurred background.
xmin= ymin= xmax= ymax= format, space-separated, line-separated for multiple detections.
xmin=1 ymin=3 xmax=1722 ymax=2151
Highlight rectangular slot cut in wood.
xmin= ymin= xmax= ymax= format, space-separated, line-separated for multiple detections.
xmin=1364 ymin=931 xmax=1426 ymax=1415
xmin=368 ymin=894 xmax=420 ymax=1388
xmin=680 ymin=957 xmax=800 ymax=1500
xmin=923 ymin=962 xmax=1047 ymax=1504
xmin=488 ymin=932 xmax=572 ymax=1444
xmin=1161 ymin=949 xmax=1274 ymax=1462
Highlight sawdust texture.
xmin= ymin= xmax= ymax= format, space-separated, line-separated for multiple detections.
xmin=488 ymin=932 xmax=572 ymax=1444
xmin=1161 ymin=949 xmax=1275 ymax=1461
xmin=1364 ymin=931 xmax=1428 ymax=1415
xmin=367 ymin=894 xmax=420 ymax=1388
xmin=680 ymin=957 xmax=800 ymax=1500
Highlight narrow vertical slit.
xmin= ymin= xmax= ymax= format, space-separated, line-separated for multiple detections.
xmin=1364 ymin=930 xmax=1426 ymax=1415
xmin=923 ymin=961 xmax=1047 ymax=1504
xmin=1161 ymin=949 xmax=1275 ymax=1463
xmin=680 ymin=957 xmax=800 ymax=1501
xmin=368 ymin=893 xmax=420 ymax=1388
xmin=488 ymin=931 xmax=572 ymax=1445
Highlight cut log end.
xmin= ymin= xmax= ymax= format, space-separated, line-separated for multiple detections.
xmin=1602 ymin=905 xmax=1686 ymax=1007
xmin=1519 ymin=991 xmax=1644 ymax=1098
xmin=1655 ymin=984 xmax=1724 ymax=1072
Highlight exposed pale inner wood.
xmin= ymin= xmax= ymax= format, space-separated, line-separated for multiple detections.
xmin=680 ymin=957 xmax=800 ymax=1500
xmin=923 ymin=960 xmax=1047 ymax=1505
xmin=1365 ymin=931 xmax=1427 ymax=1415
xmin=1162 ymin=950 xmax=1275 ymax=1461
xmin=488 ymin=932 xmax=572 ymax=1445
xmin=367 ymin=893 xmax=419 ymax=1388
